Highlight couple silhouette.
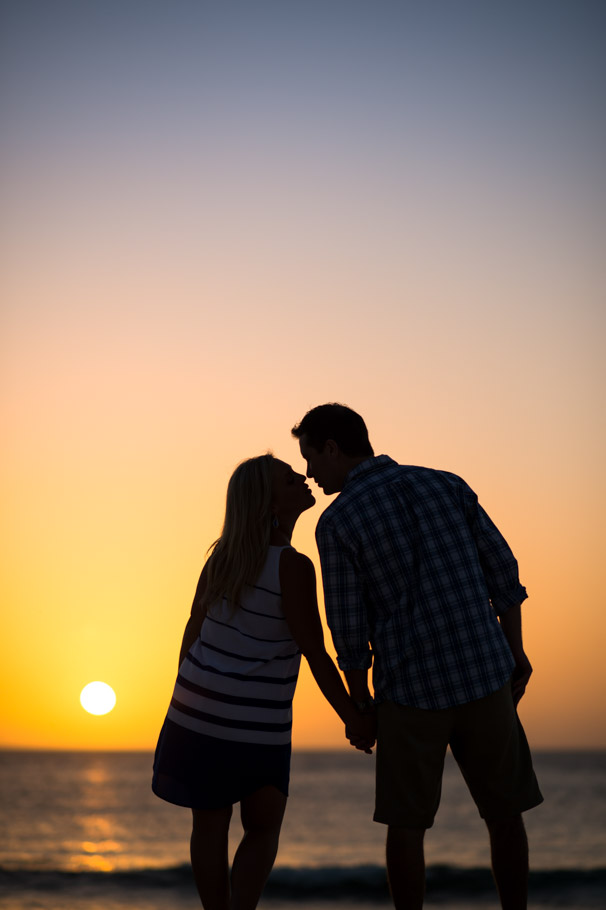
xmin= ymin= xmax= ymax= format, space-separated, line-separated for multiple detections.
xmin=153 ymin=403 xmax=542 ymax=910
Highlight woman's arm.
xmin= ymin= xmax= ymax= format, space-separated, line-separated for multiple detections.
xmin=178 ymin=566 xmax=208 ymax=667
xmin=280 ymin=548 xmax=376 ymax=752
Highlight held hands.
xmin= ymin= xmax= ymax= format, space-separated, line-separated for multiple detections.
xmin=345 ymin=701 xmax=377 ymax=754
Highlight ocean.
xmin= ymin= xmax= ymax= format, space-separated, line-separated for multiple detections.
xmin=1 ymin=749 xmax=604 ymax=909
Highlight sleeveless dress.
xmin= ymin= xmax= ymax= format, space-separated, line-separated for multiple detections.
xmin=152 ymin=546 xmax=301 ymax=809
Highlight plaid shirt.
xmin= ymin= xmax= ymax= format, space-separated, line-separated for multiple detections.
xmin=316 ymin=456 xmax=527 ymax=709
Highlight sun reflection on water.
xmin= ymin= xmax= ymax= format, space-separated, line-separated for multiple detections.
xmin=81 ymin=839 xmax=122 ymax=854
xmin=66 ymin=838 xmax=123 ymax=872
xmin=76 ymin=814 xmax=114 ymax=837
xmin=71 ymin=852 xmax=116 ymax=872
xmin=83 ymin=766 xmax=110 ymax=785
xmin=65 ymin=810 xmax=126 ymax=871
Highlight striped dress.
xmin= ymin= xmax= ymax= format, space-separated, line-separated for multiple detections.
xmin=152 ymin=546 xmax=301 ymax=808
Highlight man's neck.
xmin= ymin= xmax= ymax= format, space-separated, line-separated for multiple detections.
xmin=337 ymin=454 xmax=374 ymax=488
xmin=344 ymin=454 xmax=374 ymax=474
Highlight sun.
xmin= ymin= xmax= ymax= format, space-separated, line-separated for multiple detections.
xmin=80 ymin=681 xmax=117 ymax=716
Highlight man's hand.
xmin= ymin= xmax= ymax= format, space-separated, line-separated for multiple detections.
xmin=511 ymin=652 xmax=533 ymax=706
xmin=498 ymin=604 xmax=533 ymax=706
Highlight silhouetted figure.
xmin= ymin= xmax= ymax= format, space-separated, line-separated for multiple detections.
xmin=152 ymin=453 xmax=373 ymax=910
xmin=292 ymin=404 xmax=543 ymax=910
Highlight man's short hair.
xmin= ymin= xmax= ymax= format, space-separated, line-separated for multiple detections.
xmin=291 ymin=403 xmax=374 ymax=457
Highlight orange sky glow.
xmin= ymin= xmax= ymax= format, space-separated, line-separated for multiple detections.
xmin=1 ymin=1 xmax=605 ymax=752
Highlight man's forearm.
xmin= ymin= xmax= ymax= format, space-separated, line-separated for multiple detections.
xmin=344 ymin=669 xmax=373 ymax=704
xmin=498 ymin=603 xmax=524 ymax=659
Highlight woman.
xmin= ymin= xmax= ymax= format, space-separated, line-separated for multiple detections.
xmin=152 ymin=453 xmax=375 ymax=910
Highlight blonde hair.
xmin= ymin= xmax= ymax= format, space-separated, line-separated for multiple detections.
xmin=200 ymin=453 xmax=275 ymax=613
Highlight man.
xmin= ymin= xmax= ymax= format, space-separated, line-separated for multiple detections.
xmin=291 ymin=403 xmax=543 ymax=910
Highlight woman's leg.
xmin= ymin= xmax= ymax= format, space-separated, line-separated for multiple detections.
xmin=191 ymin=805 xmax=233 ymax=909
xmin=230 ymin=785 xmax=287 ymax=910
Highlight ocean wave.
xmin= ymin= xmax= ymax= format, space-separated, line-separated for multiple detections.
xmin=2 ymin=864 xmax=605 ymax=900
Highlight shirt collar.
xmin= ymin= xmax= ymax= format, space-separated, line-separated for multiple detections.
xmin=343 ymin=454 xmax=396 ymax=488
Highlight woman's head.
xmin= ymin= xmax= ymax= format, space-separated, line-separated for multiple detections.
xmin=202 ymin=454 xmax=274 ymax=612
xmin=270 ymin=458 xmax=315 ymax=527
xmin=223 ymin=453 xmax=275 ymax=545
xmin=201 ymin=453 xmax=314 ymax=612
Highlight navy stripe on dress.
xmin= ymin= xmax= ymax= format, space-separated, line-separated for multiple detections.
xmin=185 ymin=654 xmax=299 ymax=686
xmin=238 ymin=604 xmax=289 ymax=621
xmin=206 ymin=614 xmax=294 ymax=644
xmin=200 ymin=641 xmax=300 ymax=664
xmin=176 ymin=675 xmax=293 ymax=709
xmin=251 ymin=584 xmax=281 ymax=596
xmin=170 ymin=697 xmax=293 ymax=733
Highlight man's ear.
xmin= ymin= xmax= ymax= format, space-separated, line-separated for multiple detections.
xmin=324 ymin=439 xmax=340 ymax=459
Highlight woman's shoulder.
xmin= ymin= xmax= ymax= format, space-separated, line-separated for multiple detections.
xmin=278 ymin=546 xmax=315 ymax=580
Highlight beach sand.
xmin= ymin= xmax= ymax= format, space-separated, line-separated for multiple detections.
xmin=0 ymin=902 xmax=534 ymax=910
xmin=1 ymin=892 xmax=603 ymax=910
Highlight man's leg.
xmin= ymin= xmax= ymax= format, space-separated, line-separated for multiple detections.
xmin=449 ymin=684 xmax=541 ymax=910
xmin=385 ymin=826 xmax=426 ymax=910
xmin=375 ymin=702 xmax=452 ymax=910
xmin=486 ymin=814 xmax=529 ymax=910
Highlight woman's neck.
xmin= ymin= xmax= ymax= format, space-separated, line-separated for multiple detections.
xmin=269 ymin=522 xmax=293 ymax=546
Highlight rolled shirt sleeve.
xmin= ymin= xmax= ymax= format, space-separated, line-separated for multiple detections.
xmin=462 ymin=485 xmax=528 ymax=615
xmin=316 ymin=516 xmax=373 ymax=671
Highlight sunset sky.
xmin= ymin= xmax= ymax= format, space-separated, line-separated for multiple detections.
xmin=1 ymin=0 xmax=604 ymax=751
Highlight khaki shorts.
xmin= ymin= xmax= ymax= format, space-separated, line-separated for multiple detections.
xmin=374 ymin=682 xmax=543 ymax=828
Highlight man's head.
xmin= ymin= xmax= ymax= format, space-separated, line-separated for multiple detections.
xmin=291 ymin=403 xmax=374 ymax=494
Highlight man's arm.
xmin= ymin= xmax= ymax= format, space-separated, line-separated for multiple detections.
xmin=462 ymin=484 xmax=528 ymax=614
xmin=316 ymin=517 xmax=373 ymax=676
xmin=462 ymin=482 xmax=532 ymax=704
xmin=316 ymin=517 xmax=375 ymax=750
xmin=344 ymin=668 xmax=373 ymax=704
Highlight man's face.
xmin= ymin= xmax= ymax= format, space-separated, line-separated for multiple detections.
xmin=298 ymin=434 xmax=346 ymax=495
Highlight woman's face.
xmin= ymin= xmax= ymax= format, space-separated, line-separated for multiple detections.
xmin=271 ymin=459 xmax=316 ymax=521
